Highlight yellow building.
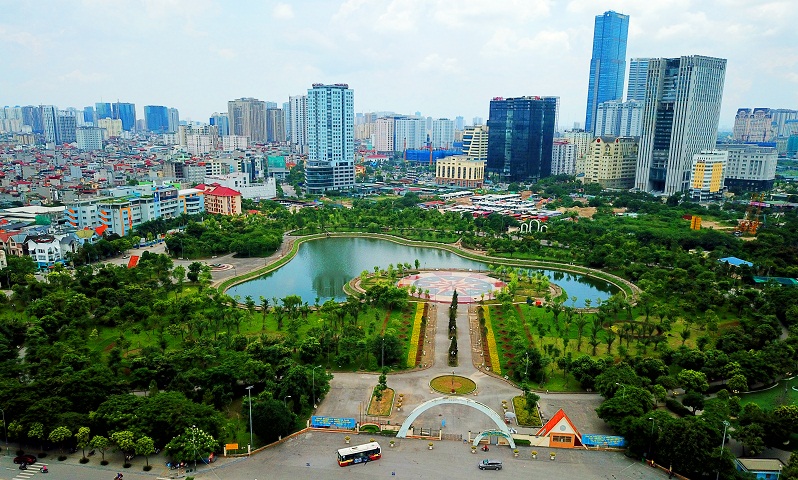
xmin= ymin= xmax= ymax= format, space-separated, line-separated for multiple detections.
xmin=435 ymin=155 xmax=485 ymax=188
xmin=197 ymin=183 xmax=242 ymax=215
xmin=582 ymin=136 xmax=638 ymax=189
xmin=689 ymin=150 xmax=728 ymax=202
xmin=96 ymin=118 xmax=123 ymax=139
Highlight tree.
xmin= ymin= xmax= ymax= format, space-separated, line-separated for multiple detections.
xmin=165 ymin=427 xmax=217 ymax=463
xmin=28 ymin=422 xmax=44 ymax=451
xmin=75 ymin=426 xmax=91 ymax=459
xmin=135 ymin=436 xmax=156 ymax=466
xmin=48 ymin=426 xmax=72 ymax=453
xmin=677 ymin=369 xmax=709 ymax=394
xmin=111 ymin=430 xmax=136 ymax=462
xmin=90 ymin=435 xmax=110 ymax=462
xmin=251 ymin=397 xmax=296 ymax=444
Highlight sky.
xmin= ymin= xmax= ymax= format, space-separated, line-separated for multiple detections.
xmin=2 ymin=0 xmax=797 ymax=130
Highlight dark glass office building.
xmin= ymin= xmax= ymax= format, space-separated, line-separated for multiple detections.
xmin=486 ymin=96 xmax=558 ymax=182
xmin=144 ymin=105 xmax=169 ymax=133
xmin=585 ymin=10 xmax=629 ymax=133
xmin=112 ymin=102 xmax=136 ymax=131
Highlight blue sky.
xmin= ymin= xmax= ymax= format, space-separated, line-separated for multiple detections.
xmin=2 ymin=0 xmax=796 ymax=129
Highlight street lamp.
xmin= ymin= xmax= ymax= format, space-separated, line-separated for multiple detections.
xmin=312 ymin=366 xmax=322 ymax=408
xmin=648 ymin=417 xmax=655 ymax=459
xmin=615 ymin=382 xmax=626 ymax=399
xmin=451 ymin=371 xmax=456 ymax=393
xmin=524 ymin=352 xmax=530 ymax=377
xmin=245 ymin=386 xmax=254 ymax=452
xmin=191 ymin=425 xmax=198 ymax=473
xmin=0 ymin=407 xmax=7 ymax=456
xmin=715 ymin=420 xmax=730 ymax=480
xmin=284 ymin=395 xmax=292 ymax=409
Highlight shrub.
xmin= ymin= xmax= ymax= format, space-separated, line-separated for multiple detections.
xmin=58 ymin=455 xmax=67 ymax=461
xmin=123 ymin=463 xmax=132 ymax=468
xmin=665 ymin=398 xmax=691 ymax=416
xmin=359 ymin=424 xmax=379 ymax=433
xmin=143 ymin=465 xmax=152 ymax=471
xmin=79 ymin=457 xmax=90 ymax=464
xmin=514 ymin=439 xmax=531 ymax=446
xmin=101 ymin=460 xmax=109 ymax=466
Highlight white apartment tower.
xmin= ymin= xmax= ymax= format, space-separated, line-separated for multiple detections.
xmin=634 ymin=55 xmax=727 ymax=195
xmin=462 ymin=125 xmax=489 ymax=161
xmin=305 ymin=83 xmax=355 ymax=194
xmin=289 ymin=95 xmax=308 ymax=154
xmin=431 ymin=118 xmax=455 ymax=149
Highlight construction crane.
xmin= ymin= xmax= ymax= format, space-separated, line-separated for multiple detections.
xmin=736 ymin=193 xmax=764 ymax=235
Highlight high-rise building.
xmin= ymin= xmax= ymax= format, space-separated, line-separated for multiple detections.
xmin=144 ymin=105 xmax=170 ymax=133
xmin=57 ymin=112 xmax=77 ymax=143
xmin=83 ymin=106 xmax=96 ymax=126
xmin=732 ymin=108 xmax=775 ymax=142
xmin=168 ymin=108 xmax=180 ymax=133
xmin=462 ymin=125 xmax=489 ymax=161
xmin=716 ymin=144 xmax=777 ymax=191
xmin=210 ymin=113 xmax=230 ymax=136
xmin=634 ymin=55 xmax=727 ymax=195
xmin=771 ymin=109 xmax=798 ymax=137
xmin=626 ymin=58 xmax=650 ymax=101
xmin=22 ymin=106 xmax=43 ymax=133
xmin=431 ymin=118 xmax=455 ymax=149
xmin=112 ymin=102 xmax=136 ymax=131
xmin=95 ymin=102 xmax=112 ymax=120
xmin=551 ymin=140 xmax=577 ymax=176
xmin=374 ymin=117 xmax=395 ymax=152
xmin=266 ymin=108 xmax=286 ymax=143
xmin=282 ymin=101 xmax=291 ymax=141
xmin=595 ymin=99 xmax=643 ymax=137
xmin=76 ymin=127 xmax=104 ymax=151
xmin=583 ymin=136 xmax=639 ymax=189
xmin=42 ymin=105 xmax=59 ymax=143
xmin=97 ymin=118 xmax=123 ymax=139
xmin=689 ymin=150 xmax=728 ymax=202
xmin=486 ymin=96 xmax=558 ymax=181
xmin=305 ymin=83 xmax=355 ymax=193
xmin=228 ymin=98 xmax=266 ymax=144
xmin=289 ymin=95 xmax=308 ymax=152
xmin=585 ymin=11 xmax=629 ymax=133
xmin=472 ymin=117 xmax=484 ymax=126
xmin=455 ymin=116 xmax=464 ymax=131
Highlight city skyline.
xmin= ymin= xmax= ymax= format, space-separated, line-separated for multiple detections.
xmin=2 ymin=1 xmax=797 ymax=129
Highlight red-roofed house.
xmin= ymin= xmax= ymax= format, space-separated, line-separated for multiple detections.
xmin=534 ymin=408 xmax=583 ymax=449
xmin=195 ymin=183 xmax=242 ymax=215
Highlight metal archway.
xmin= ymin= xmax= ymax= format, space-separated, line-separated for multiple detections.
xmin=396 ymin=396 xmax=515 ymax=448
xmin=471 ymin=429 xmax=514 ymax=448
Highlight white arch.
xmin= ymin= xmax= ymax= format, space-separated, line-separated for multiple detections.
xmin=396 ymin=396 xmax=515 ymax=448
xmin=530 ymin=219 xmax=541 ymax=231
xmin=520 ymin=223 xmax=529 ymax=233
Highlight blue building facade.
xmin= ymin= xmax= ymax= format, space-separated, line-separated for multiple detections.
xmin=585 ymin=11 xmax=629 ymax=133
xmin=112 ymin=102 xmax=136 ymax=131
xmin=144 ymin=105 xmax=169 ymax=133
xmin=486 ymin=96 xmax=558 ymax=182
xmin=95 ymin=102 xmax=112 ymax=120
xmin=83 ymin=106 xmax=95 ymax=125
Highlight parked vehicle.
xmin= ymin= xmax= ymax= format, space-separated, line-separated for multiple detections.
xmin=14 ymin=454 xmax=37 ymax=465
xmin=478 ymin=459 xmax=503 ymax=470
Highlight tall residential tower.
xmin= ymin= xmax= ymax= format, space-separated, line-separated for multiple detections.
xmin=305 ymin=83 xmax=355 ymax=194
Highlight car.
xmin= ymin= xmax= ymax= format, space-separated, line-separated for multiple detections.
xmin=478 ymin=459 xmax=502 ymax=470
xmin=14 ymin=454 xmax=37 ymax=465
xmin=122 ymin=254 xmax=130 ymax=259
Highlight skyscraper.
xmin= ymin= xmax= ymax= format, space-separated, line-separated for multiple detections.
xmin=167 ymin=108 xmax=180 ymax=133
xmin=112 ymin=102 xmax=136 ymax=131
xmin=626 ymin=58 xmax=650 ymax=101
xmin=486 ymin=96 xmax=558 ymax=181
xmin=634 ymin=55 xmax=727 ymax=195
xmin=266 ymin=108 xmax=286 ymax=142
xmin=585 ymin=11 xmax=629 ymax=133
xmin=144 ymin=105 xmax=169 ymax=133
xmin=95 ymin=102 xmax=112 ymax=120
xmin=431 ymin=118 xmax=455 ymax=148
xmin=289 ymin=95 xmax=308 ymax=153
xmin=42 ymin=105 xmax=59 ymax=143
xmin=83 ymin=106 xmax=96 ymax=126
xmin=282 ymin=101 xmax=291 ymax=141
xmin=228 ymin=98 xmax=266 ymax=143
xmin=210 ymin=113 xmax=230 ymax=136
xmin=305 ymin=83 xmax=355 ymax=193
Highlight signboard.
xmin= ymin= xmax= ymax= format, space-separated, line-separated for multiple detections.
xmin=582 ymin=434 xmax=626 ymax=447
xmin=311 ymin=416 xmax=356 ymax=429
xmin=225 ymin=443 xmax=239 ymax=450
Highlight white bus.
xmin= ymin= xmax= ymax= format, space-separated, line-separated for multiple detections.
xmin=337 ymin=441 xmax=381 ymax=467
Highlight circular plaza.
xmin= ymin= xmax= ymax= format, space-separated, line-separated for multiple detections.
xmin=397 ymin=270 xmax=506 ymax=303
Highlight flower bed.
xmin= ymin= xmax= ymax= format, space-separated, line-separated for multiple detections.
xmin=484 ymin=307 xmax=502 ymax=375
xmin=407 ymin=302 xmax=425 ymax=367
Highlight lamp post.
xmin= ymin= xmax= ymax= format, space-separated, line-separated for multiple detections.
xmin=284 ymin=395 xmax=292 ymax=409
xmin=524 ymin=352 xmax=529 ymax=377
xmin=245 ymin=386 xmax=254 ymax=452
xmin=0 ymin=407 xmax=6 ymax=456
xmin=648 ymin=417 xmax=655 ymax=459
xmin=381 ymin=337 xmax=385 ymax=369
xmin=615 ymin=382 xmax=626 ymax=399
xmin=451 ymin=371 xmax=455 ymax=393
xmin=312 ymin=365 xmax=322 ymax=408
xmin=191 ymin=425 xmax=197 ymax=473
xmin=715 ymin=420 xmax=730 ymax=480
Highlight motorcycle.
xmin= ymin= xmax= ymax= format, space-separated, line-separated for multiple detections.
xmin=40 ymin=466 xmax=49 ymax=473
xmin=19 ymin=463 xmax=27 ymax=470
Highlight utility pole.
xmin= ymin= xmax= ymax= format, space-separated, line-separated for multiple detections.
xmin=245 ymin=386 xmax=254 ymax=453
xmin=715 ymin=420 xmax=730 ymax=480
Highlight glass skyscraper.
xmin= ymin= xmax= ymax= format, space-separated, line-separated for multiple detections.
xmin=486 ymin=96 xmax=558 ymax=182
xmin=626 ymin=58 xmax=650 ymax=101
xmin=95 ymin=102 xmax=112 ymax=120
xmin=144 ymin=105 xmax=169 ymax=133
xmin=112 ymin=102 xmax=136 ymax=131
xmin=585 ymin=11 xmax=629 ymax=133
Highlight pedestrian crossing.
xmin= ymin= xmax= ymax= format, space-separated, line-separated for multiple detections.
xmin=12 ymin=463 xmax=47 ymax=480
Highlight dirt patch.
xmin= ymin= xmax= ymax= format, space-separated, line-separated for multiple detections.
xmin=557 ymin=206 xmax=597 ymax=218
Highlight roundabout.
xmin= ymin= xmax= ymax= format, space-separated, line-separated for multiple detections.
xmin=430 ymin=374 xmax=477 ymax=395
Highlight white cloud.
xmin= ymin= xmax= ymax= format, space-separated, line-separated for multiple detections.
xmin=57 ymin=70 xmax=108 ymax=84
xmin=273 ymin=3 xmax=294 ymax=20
